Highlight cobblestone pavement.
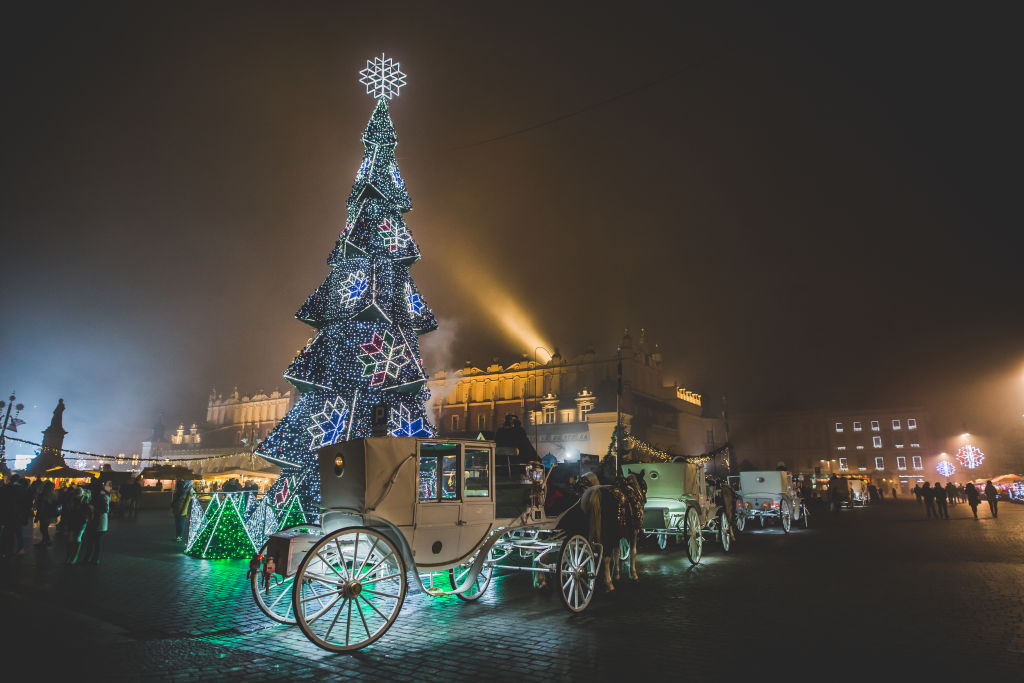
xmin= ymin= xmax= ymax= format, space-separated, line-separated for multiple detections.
xmin=2 ymin=498 xmax=1022 ymax=680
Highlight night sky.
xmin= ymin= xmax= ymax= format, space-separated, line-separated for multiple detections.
xmin=2 ymin=2 xmax=1020 ymax=456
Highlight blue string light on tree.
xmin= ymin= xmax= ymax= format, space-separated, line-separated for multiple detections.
xmin=251 ymin=52 xmax=437 ymax=527
xmin=956 ymin=444 xmax=985 ymax=469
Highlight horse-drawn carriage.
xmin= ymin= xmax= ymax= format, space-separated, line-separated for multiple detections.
xmin=249 ymin=437 xmax=645 ymax=652
xmin=635 ymin=461 xmax=733 ymax=564
xmin=733 ymin=470 xmax=807 ymax=533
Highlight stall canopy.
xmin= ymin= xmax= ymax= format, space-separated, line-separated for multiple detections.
xmin=140 ymin=464 xmax=196 ymax=480
xmin=32 ymin=465 xmax=99 ymax=479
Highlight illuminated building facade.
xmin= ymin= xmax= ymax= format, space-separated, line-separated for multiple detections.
xmin=427 ymin=330 xmax=727 ymax=462
xmin=730 ymin=408 xmax=934 ymax=491
xmin=140 ymin=387 xmax=294 ymax=486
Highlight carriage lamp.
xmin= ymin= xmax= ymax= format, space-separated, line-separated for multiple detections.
xmin=334 ymin=455 xmax=345 ymax=478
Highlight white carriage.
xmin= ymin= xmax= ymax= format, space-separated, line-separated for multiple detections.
xmin=250 ymin=437 xmax=602 ymax=652
xmin=634 ymin=461 xmax=733 ymax=565
xmin=733 ymin=470 xmax=808 ymax=533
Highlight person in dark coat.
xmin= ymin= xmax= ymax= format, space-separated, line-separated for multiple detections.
xmin=933 ymin=481 xmax=949 ymax=519
xmin=81 ymin=481 xmax=111 ymax=564
xmin=34 ymin=480 xmax=58 ymax=546
xmin=921 ymin=482 xmax=936 ymax=519
xmin=945 ymin=482 xmax=957 ymax=506
xmin=984 ymin=481 xmax=998 ymax=518
xmin=913 ymin=484 xmax=922 ymax=503
xmin=62 ymin=486 xmax=92 ymax=565
xmin=965 ymin=482 xmax=981 ymax=519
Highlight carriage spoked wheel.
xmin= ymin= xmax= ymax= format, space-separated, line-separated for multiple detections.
xmin=719 ymin=511 xmax=732 ymax=553
xmin=800 ymin=503 xmax=810 ymax=528
xmin=759 ymin=511 xmax=767 ymax=528
xmin=780 ymin=499 xmax=792 ymax=534
xmin=557 ymin=534 xmax=597 ymax=613
xmin=656 ymin=533 xmax=668 ymax=551
xmin=619 ymin=537 xmax=632 ymax=561
xmin=450 ymin=546 xmax=498 ymax=602
xmin=736 ymin=508 xmax=747 ymax=532
xmin=251 ymin=523 xmax=321 ymax=624
xmin=292 ymin=526 xmax=406 ymax=652
xmin=684 ymin=507 xmax=703 ymax=565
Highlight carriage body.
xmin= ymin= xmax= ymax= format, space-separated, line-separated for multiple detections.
xmin=629 ymin=461 xmax=732 ymax=562
xmin=253 ymin=437 xmax=602 ymax=652
xmin=735 ymin=470 xmax=807 ymax=532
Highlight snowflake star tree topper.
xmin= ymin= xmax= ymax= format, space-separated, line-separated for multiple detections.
xmin=360 ymin=53 xmax=407 ymax=100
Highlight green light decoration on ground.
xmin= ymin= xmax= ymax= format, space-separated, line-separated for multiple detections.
xmin=276 ymin=494 xmax=307 ymax=530
xmin=186 ymin=493 xmax=259 ymax=560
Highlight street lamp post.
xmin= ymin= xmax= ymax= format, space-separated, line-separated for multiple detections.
xmin=0 ymin=392 xmax=26 ymax=476
xmin=532 ymin=346 xmax=551 ymax=460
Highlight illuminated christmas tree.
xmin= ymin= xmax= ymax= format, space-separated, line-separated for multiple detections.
xmin=256 ymin=54 xmax=436 ymax=514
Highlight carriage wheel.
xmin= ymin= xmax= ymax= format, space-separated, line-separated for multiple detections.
xmin=684 ymin=507 xmax=703 ymax=565
xmin=557 ymin=534 xmax=597 ymax=613
xmin=736 ymin=509 xmax=747 ymax=532
xmin=292 ymin=526 xmax=406 ymax=652
xmin=619 ymin=537 xmax=632 ymax=561
xmin=450 ymin=548 xmax=496 ymax=602
xmin=801 ymin=504 xmax=810 ymax=528
xmin=780 ymin=500 xmax=792 ymax=534
xmin=251 ymin=524 xmax=320 ymax=624
xmin=759 ymin=511 xmax=767 ymax=528
xmin=719 ymin=512 xmax=732 ymax=553
xmin=656 ymin=533 xmax=668 ymax=551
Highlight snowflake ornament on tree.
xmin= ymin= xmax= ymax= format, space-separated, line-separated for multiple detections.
xmin=359 ymin=53 xmax=407 ymax=100
xmin=378 ymin=218 xmax=412 ymax=253
xmin=936 ymin=460 xmax=956 ymax=477
xmin=307 ymin=397 xmax=350 ymax=449
xmin=338 ymin=270 xmax=369 ymax=305
xmin=406 ymin=282 xmax=425 ymax=315
xmin=390 ymin=404 xmax=433 ymax=437
xmin=956 ymin=444 xmax=984 ymax=469
xmin=357 ymin=331 xmax=410 ymax=386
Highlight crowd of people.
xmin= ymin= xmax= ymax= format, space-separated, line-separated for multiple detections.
xmin=0 ymin=473 xmax=144 ymax=563
xmin=911 ymin=480 xmax=1000 ymax=520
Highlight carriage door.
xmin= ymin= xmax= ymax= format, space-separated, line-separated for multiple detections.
xmin=459 ymin=446 xmax=494 ymax=551
xmin=414 ymin=442 xmax=462 ymax=565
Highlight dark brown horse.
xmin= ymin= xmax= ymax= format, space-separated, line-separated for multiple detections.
xmin=575 ymin=469 xmax=647 ymax=591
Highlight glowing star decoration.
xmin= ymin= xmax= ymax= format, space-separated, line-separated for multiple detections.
xmin=307 ymin=397 xmax=349 ymax=449
xmin=378 ymin=217 xmax=411 ymax=253
xmin=359 ymin=53 xmax=407 ymax=100
xmin=956 ymin=444 xmax=985 ymax=469
xmin=338 ymin=270 xmax=369 ymax=305
xmin=936 ymin=460 xmax=956 ymax=477
xmin=357 ymin=330 xmax=410 ymax=385
xmin=389 ymin=404 xmax=433 ymax=437
xmin=405 ymin=282 xmax=425 ymax=315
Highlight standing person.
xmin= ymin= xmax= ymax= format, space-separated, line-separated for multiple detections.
xmin=0 ymin=477 xmax=16 ymax=559
xmin=921 ymin=482 xmax=936 ymax=519
xmin=62 ymin=486 xmax=92 ymax=565
xmin=933 ymin=481 xmax=949 ymax=519
xmin=34 ymin=481 xmax=58 ymax=547
xmin=892 ymin=487 xmax=898 ymax=500
xmin=913 ymin=484 xmax=922 ymax=503
xmin=170 ymin=480 xmax=192 ymax=542
xmin=81 ymin=481 xmax=111 ymax=564
xmin=984 ymin=481 xmax=998 ymax=518
xmin=965 ymin=482 xmax=981 ymax=519
xmin=945 ymin=482 xmax=957 ymax=507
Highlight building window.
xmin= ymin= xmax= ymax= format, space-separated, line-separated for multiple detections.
xmin=897 ymin=456 xmax=907 ymax=470
xmin=892 ymin=419 xmax=901 ymax=430
xmin=451 ymin=414 xmax=459 ymax=432
xmin=910 ymin=442 xmax=920 ymax=448
xmin=837 ymin=445 xmax=847 ymax=451
xmin=478 ymin=414 xmax=486 ymax=432
xmin=853 ymin=421 xmax=862 ymax=432
xmin=872 ymin=436 xmax=882 ymax=448
xmin=543 ymin=406 xmax=556 ymax=424
xmin=912 ymin=456 xmax=923 ymax=470
xmin=870 ymin=421 xmax=880 ymax=431
xmin=835 ymin=422 xmax=844 ymax=432
xmin=838 ymin=458 xmax=848 ymax=471
xmin=874 ymin=456 xmax=884 ymax=470
xmin=895 ymin=444 xmax=904 ymax=449
xmin=580 ymin=404 xmax=592 ymax=422
xmin=908 ymin=418 xmax=917 ymax=430
xmin=856 ymin=445 xmax=864 ymax=450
